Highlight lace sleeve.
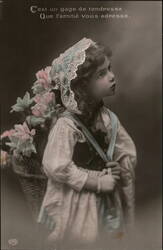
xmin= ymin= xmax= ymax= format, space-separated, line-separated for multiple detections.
xmin=42 ymin=117 xmax=89 ymax=192
xmin=113 ymin=118 xmax=137 ymax=227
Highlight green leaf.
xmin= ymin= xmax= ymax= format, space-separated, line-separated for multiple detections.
xmin=21 ymin=140 xmax=37 ymax=156
xmin=10 ymin=92 xmax=33 ymax=113
xmin=5 ymin=142 xmax=16 ymax=149
xmin=32 ymin=83 xmax=44 ymax=94
xmin=10 ymin=105 xmax=25 ymax=113
xmin=26 ymin=115 xmax=45 ymax=127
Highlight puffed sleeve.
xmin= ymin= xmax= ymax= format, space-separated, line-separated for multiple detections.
xmin=42 ymin=117 xmax=89 ymax=192
xmin=113 ymin=118 xmax=137 ymax=228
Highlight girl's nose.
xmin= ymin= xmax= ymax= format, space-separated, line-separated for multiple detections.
xmin=108 ymin=71 xmax=115 ymax=82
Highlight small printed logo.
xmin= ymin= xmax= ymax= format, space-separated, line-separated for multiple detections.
xmin=8 ymin=238 xmax=18 ymax=246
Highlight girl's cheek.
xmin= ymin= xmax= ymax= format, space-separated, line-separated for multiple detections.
xmin=95 ymin=81 xmax=103 ymax=92
xmin=93 ymin=78 xmax=107 ymax=95
xmin=97 ymin=79 xmax=107 ymax=90
xmin=91 ymin=82 xmax=102 ymax=97
xmin=104 ymin=74 xmax=110 ymax=84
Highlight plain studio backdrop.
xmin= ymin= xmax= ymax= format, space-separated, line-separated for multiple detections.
xmin=0 ymin=1 xmax=162 ymax=250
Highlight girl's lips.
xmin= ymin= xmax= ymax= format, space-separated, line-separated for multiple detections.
xmin=111 ymin=82 xmax=116 ymax=90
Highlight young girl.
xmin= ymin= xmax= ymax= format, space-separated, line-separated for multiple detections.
xmin=37 ymin=38 xmax=137 ymax=250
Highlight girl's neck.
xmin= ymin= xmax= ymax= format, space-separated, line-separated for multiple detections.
xmin=77 ymin=97 xmax=104 ymax=127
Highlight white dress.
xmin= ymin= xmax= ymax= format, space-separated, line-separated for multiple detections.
xmin=37 ymin=106 xmax=137 ymax=250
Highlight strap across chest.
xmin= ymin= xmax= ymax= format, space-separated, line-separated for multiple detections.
xmin=60 ymin=108 xmax=118 ymax=163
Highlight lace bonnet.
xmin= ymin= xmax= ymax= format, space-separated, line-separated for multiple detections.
xmin=50 ymin=37 xmax=97 ymax=114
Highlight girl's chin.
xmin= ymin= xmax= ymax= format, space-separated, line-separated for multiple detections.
xmin=104 ymin=91 xmax=116 ymax=97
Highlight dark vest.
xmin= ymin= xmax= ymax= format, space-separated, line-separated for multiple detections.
xmin=72 ymin=128 xmax=108 ymax=171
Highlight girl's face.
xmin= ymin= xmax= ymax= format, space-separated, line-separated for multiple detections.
xmin=88 ymin=56 xmax=116 ymax=100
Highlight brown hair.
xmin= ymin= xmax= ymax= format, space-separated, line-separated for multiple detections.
xmin=70 ymin=41 xmax=112 ymax=126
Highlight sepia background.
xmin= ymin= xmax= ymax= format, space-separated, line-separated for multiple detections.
xmin=1 ymin=1 xmax=162 ymax=250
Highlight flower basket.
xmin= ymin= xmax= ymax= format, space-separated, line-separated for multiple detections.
xmin=0 ymin=66 xmax=59 ymax=222
xmin=11 ymin=156 xmax=48 ymax=221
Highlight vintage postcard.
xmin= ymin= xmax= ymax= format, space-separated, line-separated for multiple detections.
xmin=1 ymin=1 xmax=162 ymax=250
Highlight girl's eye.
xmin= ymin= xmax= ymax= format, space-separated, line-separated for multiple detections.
xmin=97 ymin=65 xmax=112 ymax=78
xmin=108 ymin=65 xmax=111 ymax=71
xmin=98 ymin=70 xmax=107 ymax=78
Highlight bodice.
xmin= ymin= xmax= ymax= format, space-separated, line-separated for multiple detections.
xmin=72 ymin=128 xmax=108 ymax=171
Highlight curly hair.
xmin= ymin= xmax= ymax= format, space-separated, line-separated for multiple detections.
xmin=53 ymin=41 xmax=112 ymax=126
xmin=71 ymin=41 xmax=112 ymax=126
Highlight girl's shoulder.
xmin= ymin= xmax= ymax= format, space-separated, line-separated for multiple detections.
xmin=50 ymin=115 xmax=86 ymax=142
xmin=101 ymin=105 xmax=118 ymax=118
xmin=100 ymin=105 xmax=120 ymax=129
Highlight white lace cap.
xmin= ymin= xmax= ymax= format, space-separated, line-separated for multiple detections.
xmin=50 ymin=37 xmax=97 ymax=114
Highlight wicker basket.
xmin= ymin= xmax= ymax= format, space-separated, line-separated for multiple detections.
xmin=12 ymin=156 xmax=48 ymax=221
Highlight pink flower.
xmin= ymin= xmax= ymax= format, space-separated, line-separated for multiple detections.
xmin=34 ymin=92 xmax=55 ymax=105
xmin=14 ymin=122 xmax=35 ymax=140
xmin=1 ymin=129 xmax=15 ymax=139
xmin=32 ymin=103 xmax=47 ymax=117
xmin=36 ymin=66 xmax=51 ymax=80
xmin=35 ymin=67 xmax=52 ymax=89
xmin=31 ymin=91 xmax=55 ymax=117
